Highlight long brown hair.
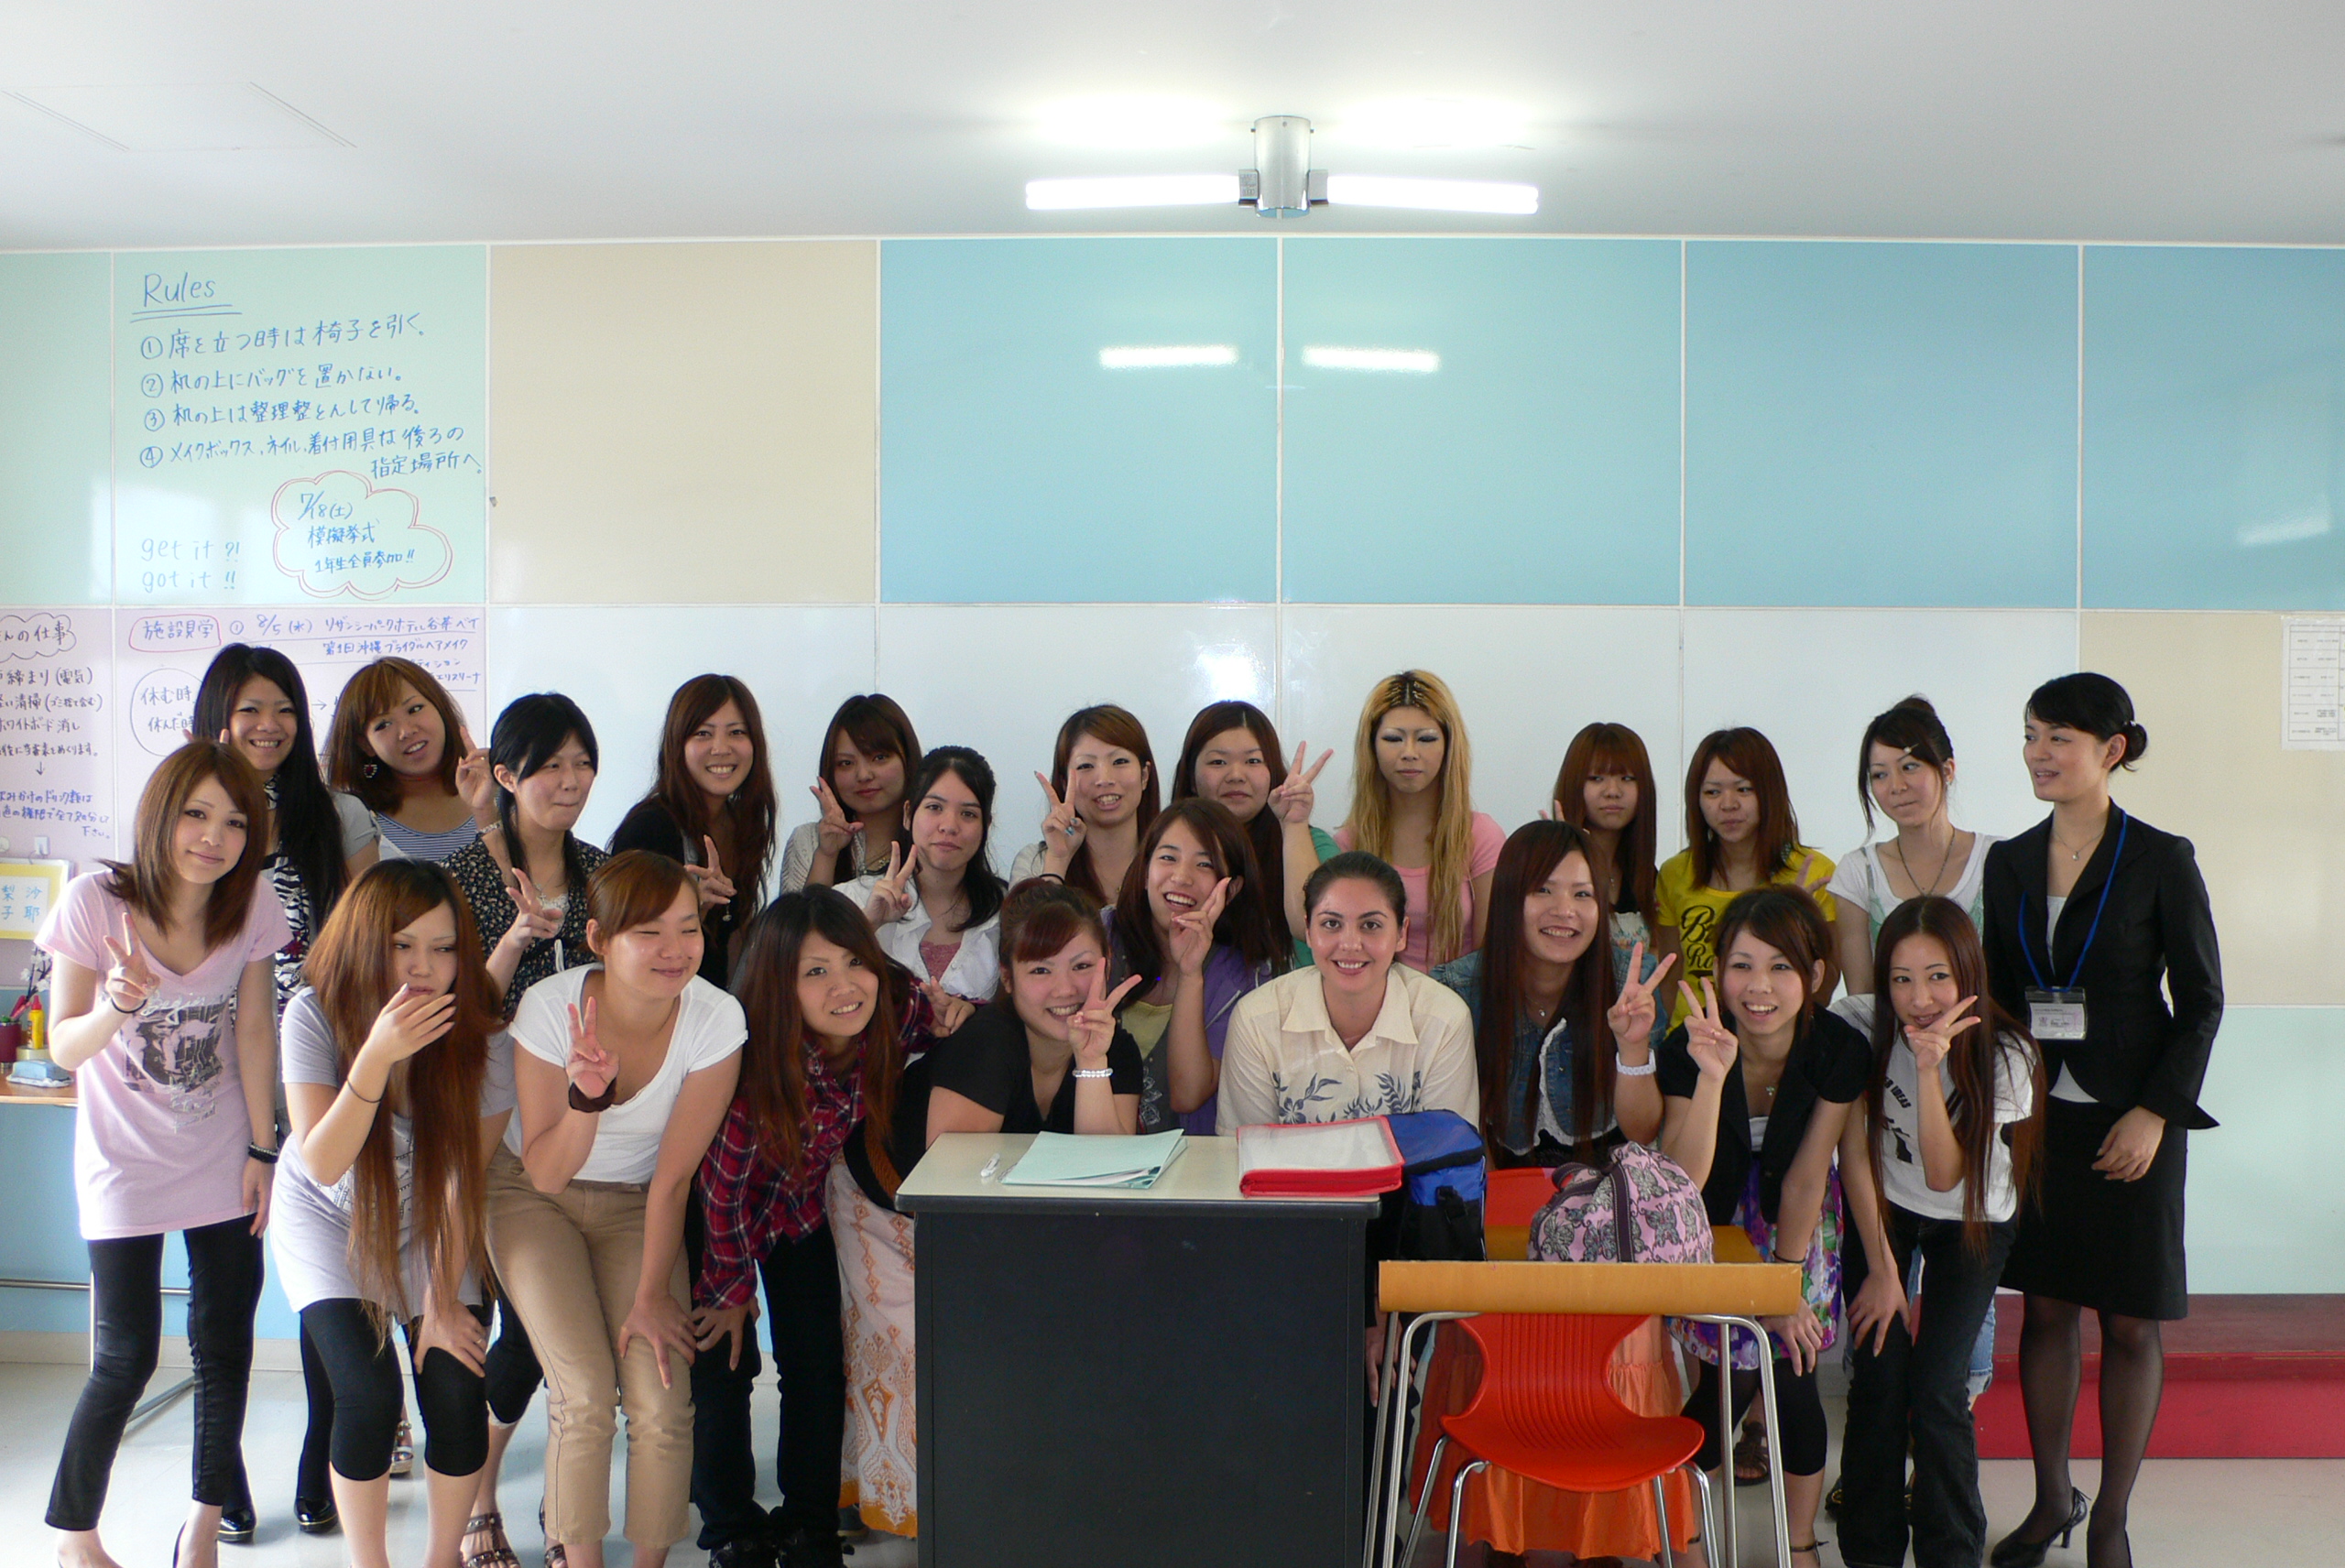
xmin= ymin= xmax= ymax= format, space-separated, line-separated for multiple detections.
xmin=104 ymin=742 xmax=271 ymax=952
xmin=324 ymin=657 xmax=468 ymax=813
xmin=1553 ymin=722 xmax=1660 ymax=925
xmin=648 ymin=675 xmax=778 ymax=898
xmin=1344 ymin=670 xmax=1478 ymax=965
xmin=1171 ymin=700 xmax=1298 ymax=952
xmin=1045 ymin=705 xmax=1161 ymax=902
xmin=730 ymin=889 xmax=903 ymax=1190
xmin=1109 ymin=799 xmax=1282 ymax=1004
xmin=1684 ymin=726 xmax=1802 ymax=888
xmin=1712 ymin=886 xmax=1832 ymax=1030
xmin=1474 ymin=822 xmax=1616 ymax=1153
xmin=1864 ymin=897 xmax=2045 ymax=1256
xmin=302 ymin=861 xmax=499 ymax=1334
xmin=813 ymin=694 xmax=922 ymax=884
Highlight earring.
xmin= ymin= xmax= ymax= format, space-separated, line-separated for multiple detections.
xmin=364 ymin=759 xmax=381 ymax=779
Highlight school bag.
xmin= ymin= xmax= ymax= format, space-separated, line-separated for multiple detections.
xmin=1372 ymin=1109 xmax=1489 ymax=1264
xmin=1529 ymin=1142 xmax=1712 ymax=1264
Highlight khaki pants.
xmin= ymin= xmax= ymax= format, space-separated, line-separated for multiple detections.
xmin=485 ymin=1150 xmax=693 ymax=1551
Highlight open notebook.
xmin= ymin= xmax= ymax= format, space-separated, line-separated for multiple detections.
xmin=1234 ymin=1117 xmax=1404 ymax=1197
xmin=1001 ymin=1130 xmax=1188 ymax=1190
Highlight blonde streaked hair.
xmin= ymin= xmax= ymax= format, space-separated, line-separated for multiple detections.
xmin=1342 ymin=670 xmax=1478 ymax=965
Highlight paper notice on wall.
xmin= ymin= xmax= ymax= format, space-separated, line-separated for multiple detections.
xmin=0 ymin=609 xmax=114 ymax=863
xmin=2284 ymin=617 xmax=2345 ymax=749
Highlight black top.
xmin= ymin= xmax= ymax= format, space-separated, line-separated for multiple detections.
xmin=844 ymin=1053 xmax=934 ymax=1213
xmin=448 ymin=836 xmax=608 ymax=1019
xmin=923 ymin=1003 xmax=1144 ymax=1136
xmin=609 ymin=798 xmax=740 ymax=991
xmin=1656 ymin=1007 xmax=1871 ymax=1225
xmin=1981 ymin=808 xmax=2223 ymax=1130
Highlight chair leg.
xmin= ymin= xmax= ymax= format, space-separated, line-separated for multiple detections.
xmin=1365 ymin=1313 xmax=1401 ymax=1568
xmin=1685 ymin=1460 xmax=1718 ymax=1568
xmin=1652 ymin=1475 xmax=1677 ymax=1568
xmin=1400 ymin=1434 xmax=1448 ymax=1568
xmin=1442 ymin=1459 xmax=1489 ymax=1568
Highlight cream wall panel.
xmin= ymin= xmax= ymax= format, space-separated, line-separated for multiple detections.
xmin=1681 ymin=608 xmax=2078 ymax=873
xmin=1280 ymin=606 xmax=1685 ymax=847
xmin=2080 ymin=612 xmax=2344 ymax=1006
xmin=488 ymin=242 xmax=877 ymax=604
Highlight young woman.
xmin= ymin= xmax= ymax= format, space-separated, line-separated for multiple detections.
xmin=780 ymin=694 xmax=921 ymax=893
xmin=1617 ymin=887 xmax=1869 ymax=1568
xmin=924 ymin=880 xmax=1145 ymax=1139
xmin=485 ymin=852 xmax=743 ymax=1568
xmin=1982 ymin=674 xmax=2221 ymax=1568
xmin=851 ymin=746 xmax=1009 ymax=1003
xmin=612 ymin=674 xmax=778 ymax=989
xmin=1553 ymin=721 xmax=1668 ymax=1043
xmin=691 ymin=891 xmax=943 ymax=1568
xmin=273 ymin=861 xmax=511 ymax=1568
xmin=1102 ymin=798 xmax=1282 ymax=1135
xmin=192 ymin=643 xmax=387 ymax=1534
xmin=325 ymin=657 xmax=495 ymax=864
xmin=1834 ymin=898 xmax=2044 ymax=1568
xmin=1432 ymin=821 xmax=1671 ymax=1165
xmin=1169 ymin=700 xmax=1338 ymax=964
xmin=1216 ymin=851 xmax=1478 ymax=1132
xmin=447 ymin=693 xmax=607 ymax=1014
xmin=38 ymin=742 xmax=288 ymax=1568
xmin=1656 ymin=727 xmax=1839 ymax=1027
xmin=1330 ymin=671 xmax=1503 ymax=974
xmin=1009 ymin=704 xmax=1161 ymax=905
xmin=1832 ymin=697 xmax=2001 ymax=995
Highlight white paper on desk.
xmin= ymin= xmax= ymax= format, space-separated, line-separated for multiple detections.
xmin=1001 ymin=1130 xmax=1187 ymax=1189
xmin=1235 ymin=1118 xmax=1395 ymax=1175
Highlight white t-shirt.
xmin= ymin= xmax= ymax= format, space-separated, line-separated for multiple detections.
xmin=1827 ymin=833 xmax=2000 ymax=944
xmin=510 ymin=966 xmax=744 ymax=1185
xmin=1832 ymin=995 xmax=2035 ymax=1223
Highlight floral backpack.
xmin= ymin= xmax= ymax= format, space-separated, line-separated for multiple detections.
xmin=1528 ymin=1142 xmax=1713 ymax=1264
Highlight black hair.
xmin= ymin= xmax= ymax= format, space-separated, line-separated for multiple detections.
xmin=1857 ymin=695 xmax=1957 ymax=831
xmin=2026 ymin=672 xmax=2148 ymax=769
xmin=192 ymin=644 xmax=347 ymax=922
xmin=1303 ymin=850 xmax=1408 ymax=925
xmin=905 ymin=746 xmax=1007 ymax=932
xmin=490 ymin=692 xmax=599 ymax=896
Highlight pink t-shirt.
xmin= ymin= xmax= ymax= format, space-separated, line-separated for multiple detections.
xmin=1335 ymin=811 xmax=1508 ymax=972
xmin=38 ymin=874 xmax=292 ymax=1240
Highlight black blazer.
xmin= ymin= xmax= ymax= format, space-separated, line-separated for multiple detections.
xmin=1657 ymin=1007 xmax=1871 ymax=1225
xmin=1981 ymin=809 xmax=2223 ymax=1130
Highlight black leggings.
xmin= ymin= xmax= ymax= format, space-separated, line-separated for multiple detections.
xmin=1685 ymin=1352 xmax=1828 ymax=1477
xmin=300 ymin=1299 xmax=494 ymax=1482
xmin=482 ymin=1294 xmax=542 ymax=1427
xmin=47 ymin=1217 xmax=266 ymax=1530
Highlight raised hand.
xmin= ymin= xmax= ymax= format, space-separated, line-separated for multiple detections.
xmin=864 ymin=841 xmax=920 ymax=926
xmin=686 ymin=834 xmax=736 ymax=910
xmin=361 ymin=982 xmax=457 ymax=1065
xmin=1165 ymin=877 xmax=1231 ymax=979
xmin=565 ymin=998 xmax=617 ymax=1100
xmin=1907 ymin=995 xmax=1980 ymax=1076
xmin=503 ymin=867 xmax=562 ymax=948
xmin=1538 ymin=798 xmax=1566 ymax=823
xmin=811 ymin=779 xmax=859 ymax=857
xmin=1676 ymin=976 xmax=1739 ymax=1082
xmin=1794 ymin=851 xmax=1833 ymax=896
xmin=1606 ymin=942 xmax=1678 ymax=1046
xmin=921 ymin=981 xmax=976 ymax=1037
xmin=1268 ymin=744 xmax=1332 ymax=827
xmin=453 ymin=720 xmax=496 ymax=819
xmin=1036 ymin=772 xmax=1085 ymax=871
xmin=100 ymin=913 xmax=160 ymax=1016
xmin=1069 ymin=970 xmax=1143 ymax=1068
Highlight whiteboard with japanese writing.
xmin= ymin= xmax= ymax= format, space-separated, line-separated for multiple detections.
xmin=115 ymin=246 xmax=486 ymax=607
xmin=0 ymin=609 xmax=115 ymax=861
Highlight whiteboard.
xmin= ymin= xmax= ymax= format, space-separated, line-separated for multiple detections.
xmin=0 ymin=608 xmax=114 ymax=859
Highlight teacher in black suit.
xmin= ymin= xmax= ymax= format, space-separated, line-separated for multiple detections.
xmin=1980 ymin=672 xmax=2222 ymax=1568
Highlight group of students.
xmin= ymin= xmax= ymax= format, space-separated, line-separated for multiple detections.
xmin=35 ymin=649 xmax=2218 ymax=1568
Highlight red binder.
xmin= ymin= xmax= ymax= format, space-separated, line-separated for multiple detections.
xmin=1235 ymin=1116 xmax=1405 ymax=1197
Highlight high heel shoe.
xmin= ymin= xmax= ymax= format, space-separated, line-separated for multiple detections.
xmin=1991 ymin=1486 xmax=2089 ymax=1567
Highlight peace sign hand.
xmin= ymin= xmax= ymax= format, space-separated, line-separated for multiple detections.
xmin=1269 ymin=745 xmax=1332 ymax=827
xmin=1606 ymin=942 xmax=1678 ymax=1046
xmin=921 ymin=980 xmax=976 ymax=1037
xmin=1036 ymin=773 xmax=1085 ymax=873
xmin=503 ymin=867 xmax=562 ymax=949
xmin=864 ymin=842 xmax=920 ymax=926
xmin=100 ymin=914 xmax=159 ymax=1016
xmin=1538 ymin=798 xmax=1566 ymax=823
xmin=360 ymin=983 xmax=457 ymax=1066
xmin=565 ymin=998 xmax=617 ymax=1100
xmin=686 ymin=835 xmax=736 ymax=910
xmin=811 ymin=779 xmax=860 ymax=858
xmin=1907 ymin=996 xmax=1980 ymax=1076
xmin=453 ymin=721 xmax=496 ymax=821
xmin=1794 ymin=851 xmax=1833 ymax=897
xmin=1676 ymin=976 xmax=1739 ymax=1082
xmin=1165 ymin=877 xmax=1231 ymax=979
xmin=1069 ymin=970 xmax=1143 ymax=1069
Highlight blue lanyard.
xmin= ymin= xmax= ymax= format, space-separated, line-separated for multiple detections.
xmin=2018 ymin=808 xmax=2128 ymax=992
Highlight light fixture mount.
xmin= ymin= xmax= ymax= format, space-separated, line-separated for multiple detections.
xmin=1238 ymin=115 xmax=1327 ymax=219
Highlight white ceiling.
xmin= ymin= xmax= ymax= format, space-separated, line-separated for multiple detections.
xmin=5 ymin=0 xmax=2345 ymax=251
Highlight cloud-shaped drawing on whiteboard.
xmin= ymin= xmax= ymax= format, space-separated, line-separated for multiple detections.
xmin=269 ymin=471 xmax=452 ymax=601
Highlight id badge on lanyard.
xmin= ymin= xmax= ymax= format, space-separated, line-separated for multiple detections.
xmin=2025 ymin=987 xmax=2086 ymax=1040
xmin=2019 ymin=811 xmax=2127 ymax=1046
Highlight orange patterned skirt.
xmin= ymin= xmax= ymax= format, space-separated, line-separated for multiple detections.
xmin=825 ymin=1161 xmax=919 ymax=1536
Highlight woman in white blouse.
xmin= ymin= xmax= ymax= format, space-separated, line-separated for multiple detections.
xmin=851 ymin=746 xmax=1008 ymax=1002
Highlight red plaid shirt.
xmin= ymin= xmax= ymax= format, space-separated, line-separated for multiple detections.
xmin=695 ymin=985 xmax=934 ymax=1310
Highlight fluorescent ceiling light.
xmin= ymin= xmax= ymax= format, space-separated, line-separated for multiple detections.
xmin=1325 ymin=174 xmax=1538 ymax=215
xmin=1036 ymin=95 xmax=1228 ymax=150
xmin=1302 ymin=346 xmax=1440 ymax=373
xmin=1338 ymin=98 xmax=1529 ymax=150
xmin=1099 ymin=344 xmax=1239 ymax=368
xmin=1026 ymin=174 xmax=1239 ymax=210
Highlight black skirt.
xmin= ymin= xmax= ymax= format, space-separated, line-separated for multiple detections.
xmin=2001 ymin=1097 xmax=2189 ymax=1320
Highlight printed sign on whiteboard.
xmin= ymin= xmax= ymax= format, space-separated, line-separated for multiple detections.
xmin=2284 ymin=617 xmax=2345 ymax=749
xmin=0 ymin=860 xmax=71 ymax=942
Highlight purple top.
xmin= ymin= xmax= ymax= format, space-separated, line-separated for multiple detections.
xmin=1104 ymin=907 xmax=1273 ymax=1137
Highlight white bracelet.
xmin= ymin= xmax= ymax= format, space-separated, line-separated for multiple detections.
xmin=1071 ymin=1067 xmax=1113 ymax=1080
xmin=1615 ymin=1055 xmax=1658 ymax=1077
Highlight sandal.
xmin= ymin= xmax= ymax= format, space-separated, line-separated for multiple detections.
xmin=1733 ymin=1424 xmax=1771 ymax=1486
xmin=1792 ymin=1539 xmax=1827 ymax=1565
xmin=540 ymin=1501 xmax=568 ymax=1568
xmin=462 ymin=1512 xmax=522 ymax=1568
xmin=390 ymin=1416 xmax=415 ymax=1476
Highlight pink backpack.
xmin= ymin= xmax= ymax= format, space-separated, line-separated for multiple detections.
xmin=1528 ymin=1143 xmax=1714 ymax=1264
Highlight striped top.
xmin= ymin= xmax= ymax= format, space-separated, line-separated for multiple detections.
xmin=374 ymin=811 xmax=482 ymax=865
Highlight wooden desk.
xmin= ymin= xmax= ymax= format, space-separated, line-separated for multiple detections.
xmin=0 ymin=1077 xmax=76 ymax=1106
xmin=897 ymin=1133 xmax=1380 ymax=1568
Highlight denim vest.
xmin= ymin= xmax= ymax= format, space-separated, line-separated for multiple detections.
xmin=1430 ymin=950 xmax=1576 ymax=1156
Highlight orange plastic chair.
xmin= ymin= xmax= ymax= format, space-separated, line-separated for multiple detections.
xmin=1403 ymin=1310 xmax=1716 ymax=1568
